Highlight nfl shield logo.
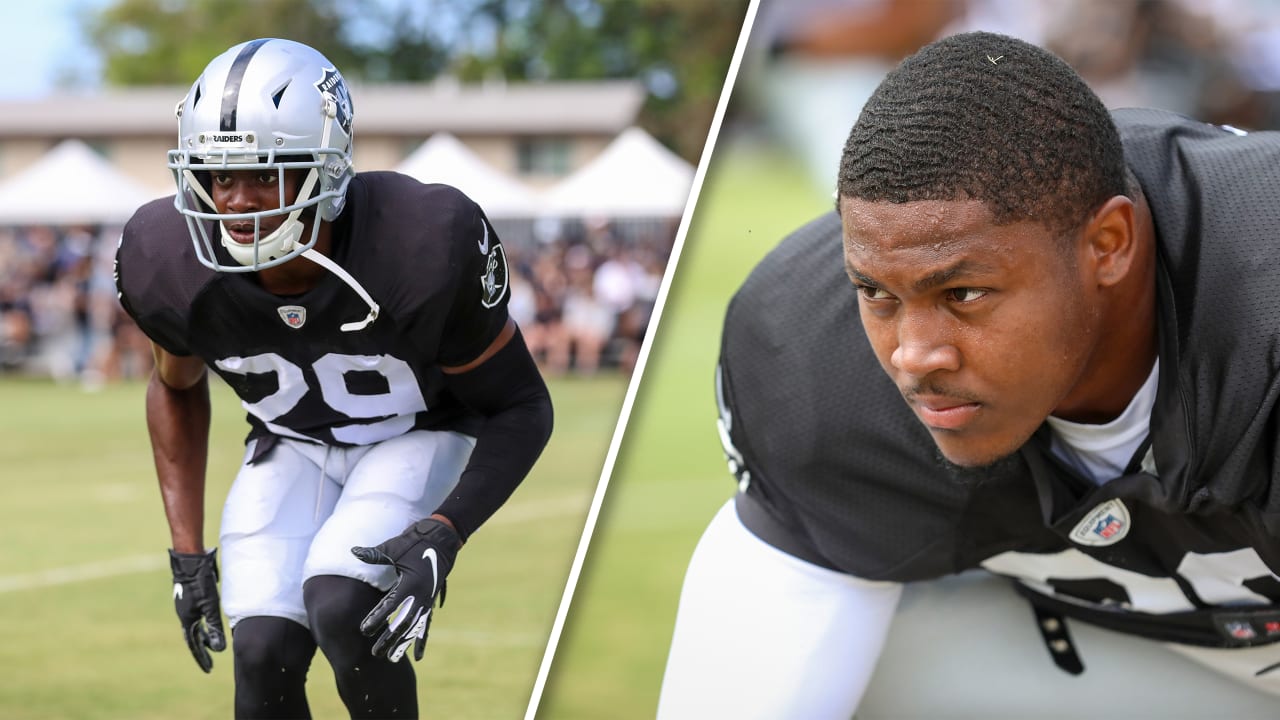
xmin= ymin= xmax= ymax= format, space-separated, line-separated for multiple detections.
xmin=1069 ymin=499 xmax=1131 ymax=547
xmin=1226 ymin=621 xmax=1257 ymax=640
xmin=1093 ymin=514 xmax=1122 ymax=539
xmin=277 ymin=305 xmax=307 ymax=329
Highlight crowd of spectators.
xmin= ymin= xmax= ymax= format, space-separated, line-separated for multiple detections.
xmin=511 ymin=219 xmax=669 ymax=377
xmin=0 ymin=224 xmax=151 ymax=387
xmin=0 ymin=217 xmax=670 ymax=385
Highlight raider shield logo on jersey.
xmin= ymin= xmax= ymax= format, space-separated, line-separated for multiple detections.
xmin=480 ymin=245 xmax=509 ymax=308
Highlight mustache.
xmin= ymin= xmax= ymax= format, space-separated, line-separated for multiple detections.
xmin=900 ymin=382 xmax=982 ymax=405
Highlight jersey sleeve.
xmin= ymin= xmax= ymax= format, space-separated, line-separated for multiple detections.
xmin=436 ymin=204 xmax=510 ymax=366
xmin=114 ymin=202 xmax=197 ymax=357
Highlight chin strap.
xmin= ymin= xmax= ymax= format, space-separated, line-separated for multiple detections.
xmin=300 ymin=247 xmax=380 ymax=332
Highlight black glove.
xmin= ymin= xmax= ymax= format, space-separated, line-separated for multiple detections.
xmin=351 ymin=518 xmax=461 ymax=662
xmin=169 ymin=548 xmax=227 ymax=673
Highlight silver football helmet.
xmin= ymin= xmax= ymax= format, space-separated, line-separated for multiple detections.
xmin=168 ymin=38 xmax=356 ymax=272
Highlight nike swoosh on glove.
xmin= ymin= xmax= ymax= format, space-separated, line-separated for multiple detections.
xmin=169 ymin=548 xmax=227 ymax=673
xmin=352 ymin=517 xmax=461 ymax=662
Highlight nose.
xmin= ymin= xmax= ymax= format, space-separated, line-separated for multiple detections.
xmin=221 ymin=178 xmax=258 ymax=214
xmin=889 ymin=312 xmax=961 ymax=379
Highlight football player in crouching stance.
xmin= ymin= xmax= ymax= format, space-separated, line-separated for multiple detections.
xmin=117 ymin=38 xmax=552 ymax=718
xmin=659 ymin=31 xmax=1280 ymax=717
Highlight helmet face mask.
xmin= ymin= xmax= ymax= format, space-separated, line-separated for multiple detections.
xmin=168 ymin=38 xmax=355 ymax=272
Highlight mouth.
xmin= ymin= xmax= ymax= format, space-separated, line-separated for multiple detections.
xmin=909 ymin=394 xmax=982 ymax=431
xmin=224 ymin=221 xmax=278 ymax=245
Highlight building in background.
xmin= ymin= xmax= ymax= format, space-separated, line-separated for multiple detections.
xmin=0 ymin=79 xmax=646 ymax=194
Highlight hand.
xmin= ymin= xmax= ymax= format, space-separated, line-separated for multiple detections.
xmin=351 ymin=517 xmax=461 ymax=662
xmin=168 ymin=549 xmax=227 ymax=673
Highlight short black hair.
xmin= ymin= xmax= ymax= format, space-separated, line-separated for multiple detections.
xmin=837 ymin=31 xmax=1129 ymax=234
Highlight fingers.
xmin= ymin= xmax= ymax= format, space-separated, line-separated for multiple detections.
xmin=360 ymin=590 xmax=399 ymax=636
xmin=371 ymin=604 xmax=427 ymax=660
xmin=373 ymin=627 xmax=398 ymax=658
xmin=185 ymin=621 xmax=214 ymax=673
xmin=413 ymin=625 xmax=428 ymax=662
xmin=372 ymin=606 xmax=433 ymax=663
xmin=372 ymin=600 xmax=417 ymax=656
xmin=388 ymin=635 xmax=414 ymax=663
xmin=204 ymin=607 xmax=227 ymax=652
xmin=351 ymin=545 xmax=392 ymax=566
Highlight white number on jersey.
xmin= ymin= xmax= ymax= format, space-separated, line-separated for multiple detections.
xmin=983 ymin=547 xmax=1280 ymax=612
xmin=215 ymin=352 xmax=428 ymax=445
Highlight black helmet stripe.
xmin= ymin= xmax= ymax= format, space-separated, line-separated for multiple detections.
xmin=220 ymin=38 xmax=271 ymax=132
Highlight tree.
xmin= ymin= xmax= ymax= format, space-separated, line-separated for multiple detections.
xmin=448 ymin=0 xmax=750 ymax=161
xmin=82 ymin=0 xmax=751 ymax=161
xmin=81 ymin=0 xmax=447 ymax=86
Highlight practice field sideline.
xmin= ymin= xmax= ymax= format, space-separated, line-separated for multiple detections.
xmin=0 ymin=371 xmax=625 ymax=720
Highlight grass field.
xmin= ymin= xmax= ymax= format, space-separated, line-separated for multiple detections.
xmin=534 ymin=136 xmax=830 ymax=717
xmin=0 ymin=371 xmax=625 ymax=720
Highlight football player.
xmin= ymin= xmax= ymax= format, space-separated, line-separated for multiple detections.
xmin=657 ymin=31 xmax=1280 ymax=717
xmin=115 ymin=39 xmax=552 ymax=719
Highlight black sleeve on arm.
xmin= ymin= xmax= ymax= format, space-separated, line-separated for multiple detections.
xmin=435 ymin=326 xmax=553 ymax=541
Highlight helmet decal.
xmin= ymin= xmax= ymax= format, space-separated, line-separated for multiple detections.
xmin=219 ymin=38 xmax=270 ymax=132
xmin=315 ymin=67 xmax=354 ymax=136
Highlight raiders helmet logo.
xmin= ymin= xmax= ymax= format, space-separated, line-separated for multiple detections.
xmin=315 ymin=67 xmax=353 ymax=135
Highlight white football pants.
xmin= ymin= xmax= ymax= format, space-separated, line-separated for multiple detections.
xmin=218 ymin=430 xmax=474 ymax=629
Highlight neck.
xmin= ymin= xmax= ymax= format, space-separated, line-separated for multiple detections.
xmin=256 ymin=221 xmax=331 ymax=296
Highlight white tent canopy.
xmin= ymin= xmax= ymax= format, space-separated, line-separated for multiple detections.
xmin=0 ymin=139 xmax=161 ymax=225
xmin=395 ymin=132 xmax=541 ymax=217
xmin=541 ymin=126 xmax=694 ymax=218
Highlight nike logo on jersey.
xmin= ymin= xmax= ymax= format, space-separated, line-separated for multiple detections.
xmin=423 ymin=547 xmax=439 ymax=595
xmin=477 ymin=221 xmax=490 ymax=255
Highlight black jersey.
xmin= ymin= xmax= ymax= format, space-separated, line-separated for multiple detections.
xmin=719 ymin=109 xmax=1280 ymax=647
xmin=116 ymin=172 xmax=510 ymax=446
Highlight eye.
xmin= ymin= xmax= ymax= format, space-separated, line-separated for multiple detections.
xmin=258 ymin=172 xmax=279 ymax=184
xmin=211 ymin=173 xmax=231 ymax=186
xmin=946 ymin=288 xmax=988 ymax=303
xmin=855 ymin=284 xmax=894 ymax=301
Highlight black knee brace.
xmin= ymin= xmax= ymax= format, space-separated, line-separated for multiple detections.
xmin=232 ymin=616 xmax=317 ymax=720
xmin=304 ymin=574 xmax=419 ymax=719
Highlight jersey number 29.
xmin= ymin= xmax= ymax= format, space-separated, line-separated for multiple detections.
xmin=215 ymin=352 xmax=427 ymax=445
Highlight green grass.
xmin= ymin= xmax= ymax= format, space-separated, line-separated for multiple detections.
xmin=0 ymin=371 xmax=625 ymax=720
xmin=535 ymin=137 xmax=831 ymax=718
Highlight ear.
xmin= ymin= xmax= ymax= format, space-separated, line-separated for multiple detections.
xmin=1081 ymin=195 xmax=1136 ymax=288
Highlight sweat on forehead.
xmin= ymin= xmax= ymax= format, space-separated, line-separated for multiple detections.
xmin=836 ymin=31 xmax=1129 ymax=235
